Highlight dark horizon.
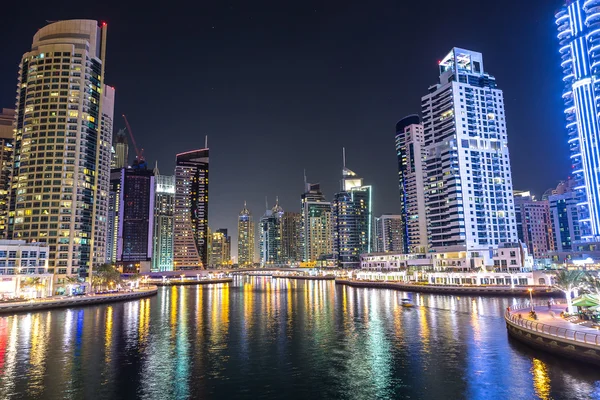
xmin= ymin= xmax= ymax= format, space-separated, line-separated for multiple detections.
xmin=1 ymin=0 xmax=567 ymax=258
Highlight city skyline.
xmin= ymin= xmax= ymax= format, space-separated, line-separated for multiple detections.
xmin=0 ymin=1 xmax=570 ymax=258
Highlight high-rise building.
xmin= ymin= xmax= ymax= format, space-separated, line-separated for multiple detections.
xmin=421 ymin=48 xmax=517 ymax=251
xmin=281 ymin=211 xmax=302 ymax=264
xmin=238 ymin=202 xmax=255 ymax=267
xmin=0 ymin=109 xmax=15 ymax=239
xmin=395 ymin=115 xmax=428 ymax=253
xmin=9 ymin=20 xmax=111 ymax=280
xmin=108 ymin=166 xmax=155 ymax=272
xmin=210 ymin=228 xmax=231 ymax=268
xmin=556 ymin=1 xmax=600 ymax=240
xmin=152 ymin=165 xmax=175 ymax=272
xmin=301 ymin=182 xmax=333 ymax=263
xmin=514 ymin=191 xmax=555 ymax=259
xmin=332 ymin=159 xmax=372 ymax=268
xmin=374 ymin=214 xmax=404 ymax=253
xmin=548 ymin=180 xmax=581 ymax=252
xmin=174 ymin=148 xmax=209 ymax=269
xmin=260 ymin=200 xmax=283 ymax=266
xmin=112 ymin=128 xmax=129 ymax=168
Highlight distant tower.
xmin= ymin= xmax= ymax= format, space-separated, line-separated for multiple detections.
xmin=332 ymin=153 xmax=372 ymax=268
xmin=301 ymin=181 xmax=333 ymax=263
xmin=238 ymin=202 xmax=255 ymax=267
xmin=210 ymin=228 xmax=231 ymax=268
xmin=260 ymin=199 xmax=284 ymax=266
xmin=112 ymin=128 xmax=129 ymax=168
xmin=174 ymin=148 xmax=209 ymax=269
xmin=395 ymin=115 xmax=428 ymax=253
xmin=152 ymin=164 xmax=175 ymax=272
xmin=281 ymin=211 xmax=302 ymax=264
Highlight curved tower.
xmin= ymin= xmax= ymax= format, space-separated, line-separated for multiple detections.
xmin=10 ymin=20 xmax=112 ymax=281
xmin=556 ymin=1 xmax=600 ymax=240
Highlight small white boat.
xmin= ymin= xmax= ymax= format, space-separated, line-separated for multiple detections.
xmin=401 ymin=298 xmax=414 ymax=308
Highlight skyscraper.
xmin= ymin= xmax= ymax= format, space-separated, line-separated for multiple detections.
xmin=260 ymin=200 xmax=283 ymax=266
xmin=374 ymin=214 xmax=404 ymax=253
xmin=152 ymin=166 xmax=175 ymax=272
xmin=395 ymin=115 xmax=428 ymax=253
xmin=556 ymin=1 xmax=600 ymax=240
xmin=421 ymin=48 xmax=517 ymax=251
xmin=514 ymin=191 xmax=555 ymax=259
xmin=548 ymin=180 xmax=581 ymax=252
xmin=112 ymin=128 xmax=129 ymax=168
xmin=9 ymin=20 xmax=111 ymax=280
xmin=210 ymin=228 xmax=231 ymax=268
xmin=108 ymin=166 xmax=155 ymax=272
xmin=332 ymin=157 xmax=372 ymax=268
xmin=174 ymin=148 xmax=209 ymax=269
xmin=301 ymin=182 xmax=333 ymax=263
xmin=281 ymin=211 xmax=302 ymax=264
xmin=238 ymin=202 xmax=255 ymax=267
xmin=0 ymin=109 xmax=15 ymax=239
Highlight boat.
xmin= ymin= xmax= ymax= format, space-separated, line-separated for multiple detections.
xmin=401 ymin=298 xmax=414 ymax=308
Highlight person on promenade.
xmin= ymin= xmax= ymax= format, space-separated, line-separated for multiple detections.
xmin=547 ymin=300 xmax=551 ymax=310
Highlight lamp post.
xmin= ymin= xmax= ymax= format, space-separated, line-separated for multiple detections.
xmin=528 ymin=288 xmax=534 ymax=312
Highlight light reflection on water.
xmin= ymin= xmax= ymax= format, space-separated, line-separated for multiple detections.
xmin=0 ymin=276 xmax=597 ymax=399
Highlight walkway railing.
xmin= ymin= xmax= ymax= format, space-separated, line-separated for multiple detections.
xmin=506 ymin=302 xmax=600 ymax=347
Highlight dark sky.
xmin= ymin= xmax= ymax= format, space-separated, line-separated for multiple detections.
xmin=1 ymin=0 xmax=567 ymax=258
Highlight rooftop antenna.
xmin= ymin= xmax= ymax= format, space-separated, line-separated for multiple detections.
xmin=343 ymin=147 xmax=346 ymax=168
xmin=303 ymin=169 xmax=307 ymax=188
xmin=205 ymin=135 xmax=208 ymax=149
xmin=265 ymin=196 xmax=268 ymax=211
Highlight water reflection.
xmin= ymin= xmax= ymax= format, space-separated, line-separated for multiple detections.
xmin=0 ymin=277 xmax=596 ymax=399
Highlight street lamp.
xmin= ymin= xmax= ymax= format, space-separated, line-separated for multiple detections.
xmin=528 ymin=288 xmax=534 ymax=312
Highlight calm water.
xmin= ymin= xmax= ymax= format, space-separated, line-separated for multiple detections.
xmin=0 ymin=276 xmax=599 ymax=399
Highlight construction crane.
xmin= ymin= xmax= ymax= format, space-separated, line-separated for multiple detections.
xmin=121 ymin=114 xmax=145 ymax=167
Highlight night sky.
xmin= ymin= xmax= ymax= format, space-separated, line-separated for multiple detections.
xmin=2 ymin=1 xmax=567 ymax=258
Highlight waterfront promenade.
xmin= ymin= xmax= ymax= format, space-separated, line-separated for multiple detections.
xmin=506 ymin=302 xmax=600 ymax=365
xmin=0 ymin=286 xmax=158 ymax=314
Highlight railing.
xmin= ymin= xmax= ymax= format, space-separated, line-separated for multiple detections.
xmin=506 ymin=302 xmax=600 ymax=347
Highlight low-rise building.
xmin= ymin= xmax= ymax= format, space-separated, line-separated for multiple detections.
xmin=0 ymin=240 xmax=53 ymax=298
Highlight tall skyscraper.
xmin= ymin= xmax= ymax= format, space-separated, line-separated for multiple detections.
xmin=210 ymin=228 xmax=231 ymax=268
xmin=112 ymin=128 xmax=129 ymax=168
xmin=301 ymin=182 xmax=333 ymax=263
xmin=374 ymin=214 xmax=404 ymax=253
xmin=108 ymin=166 xmax=155 ymax=272
xmin=174 ymin=148 xmax=209 ymax=269
xmin=281 ymin=211 xmax=302 ymax=264
xmin=260 ymin=200 xmax=283 ymax=266
xmin=332 ymin=156 xmax=372 ymax=268
xmin=9 ymin=20 xmax=111 ymax=279
xmin=514 ymin=191 xmax=555 ymax=259
xmin=152 ymin=166 xmax=175 ymax=272
xmin=238 ymin=202 xmax=255 ymax=267
xmin=421 ymin=48 xmax=517 ymax=250
xmin=395 ymin=115 xmax=428 ymax=253
xmin=556 ymin=1 xmax=600 ymax=240
xmin=548 ymin=180 xmax=581 ymax=252
xmin=0 ymin=109 xmax=15 ymax=239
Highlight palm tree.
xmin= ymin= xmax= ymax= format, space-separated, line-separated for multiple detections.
xmin=93 ymin=264 xmax=121 ymax=291
xmin=553 ymin=270 xmax=585 ymax=312
xmin=584 ymin=273 xmax=600 ymax=300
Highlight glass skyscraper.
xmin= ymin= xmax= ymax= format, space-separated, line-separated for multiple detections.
xmin=556 ymin=1 xmax=600 ymax=239
xmin=237 ymin=202 xmax=255 ymax=267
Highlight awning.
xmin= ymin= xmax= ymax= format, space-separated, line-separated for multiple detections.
xmin=572 ymin=294 xmax=600 ymax=307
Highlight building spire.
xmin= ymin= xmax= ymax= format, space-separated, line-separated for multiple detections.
xmin=343 ymin=147 xmax=346 ymax=168
xmin=205 ymin=135 xmax=208 ymax=149
xmin=153 ymin=160 xmax=159 ymax=175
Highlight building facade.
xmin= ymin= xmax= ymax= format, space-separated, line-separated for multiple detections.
xmin=549 ymin=189 xmax=581 ymax=252
xmin=9 ymin=20 xmax=111 ymax=280
xmin=152 ymin=171 xmax=175 ymax=272
xmin=108 ymin=166 xmax=154 ymax=272
xmin=209 ymin=228 xmax=231 ymax=268
xmin=0 ymin=109 xmax=15 ymax=239
xmin=281 ymin=211 xmax=302 ymax=264
xmin=395 ymin=115 xmax=428 ymax=253
xmin=514 ymin=191 xmax=555 ymax=258
xmin=301 ymin=182 xmax=333 ymax=263
xmin=556 ymin=1 xmax=600 ymax=240
xmin=374 ymin=214 xmax=404 ymax=253
xmin=238 ymin=202 xmax=255 ymax=267
xmin=260 ymin=200 xmax=283 ymax=266
xmin=421 ymin=48 xmax=517 ymax=251
xmin=174 ymin=149 xmax=209 ymax=269
xmin=332 ymin=165 xmax=372 ymax=268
